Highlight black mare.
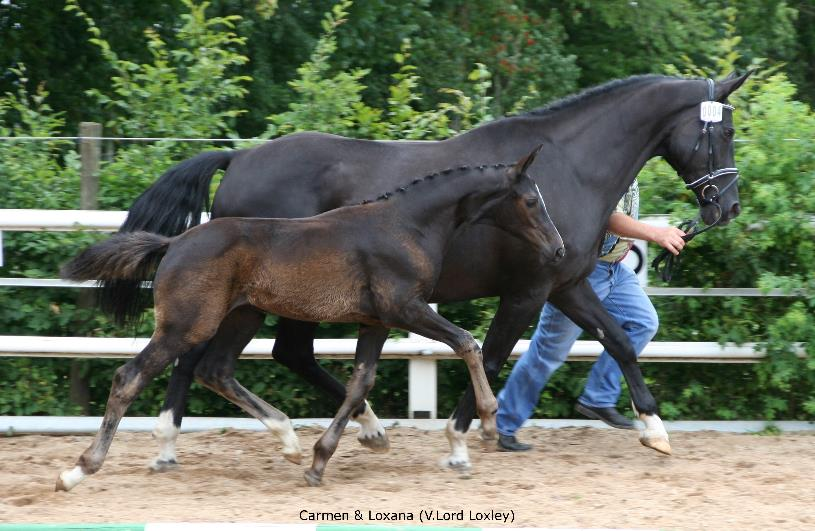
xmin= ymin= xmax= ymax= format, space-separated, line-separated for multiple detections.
xmin=103 ymin=73 xmax=751 ymax=470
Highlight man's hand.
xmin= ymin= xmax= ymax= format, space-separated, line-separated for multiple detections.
xmin=650 ymin=226 xmax=686 ymax=256
xmin=607 ymin=213 xmax=687 ymax=256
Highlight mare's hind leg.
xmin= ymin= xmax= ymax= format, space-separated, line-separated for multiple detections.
xmin=193 ymin=307 xmax=301 ymax=464
xmin=274 ymin=318 xmax=388 ymax=452
xmin=149 ymin=341 xmax=209 ymax=471
xmin=149 ymin=306 xmax=266 ymax=471
xmin=56 ymin=335 xmax=191 ymax=491
xmin=387 ymin=302 xmax=499 ymax=450
xmin=305 ymin=324 xmax=389 ymax=486
xmin=445 ymin=294 xmax=546 ymax=470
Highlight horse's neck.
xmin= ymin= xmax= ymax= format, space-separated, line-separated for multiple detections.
xmin=519 ymin=79 xmax=700 ymax=252
xmin=392 ymin=169 xmax=504 ymax=244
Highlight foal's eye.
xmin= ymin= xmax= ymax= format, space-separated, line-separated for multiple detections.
xmin=525 ymin=197 xmax=538 ymax=207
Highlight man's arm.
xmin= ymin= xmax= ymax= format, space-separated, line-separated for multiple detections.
xmin=608 ymin=212 xmax=686 ymax=256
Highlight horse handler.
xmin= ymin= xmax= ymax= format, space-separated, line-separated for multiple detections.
xmin=496 ymin=180 xmax=687 ymax=451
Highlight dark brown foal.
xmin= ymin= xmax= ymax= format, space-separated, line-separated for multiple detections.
xmin=57 ymin=146 xmax=564 ymax=490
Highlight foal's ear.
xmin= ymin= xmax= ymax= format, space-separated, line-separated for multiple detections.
xmin=513 ymin=144 xmax=544 ymax=179
xmin=715 ymin=70 xmax=754 ymax=101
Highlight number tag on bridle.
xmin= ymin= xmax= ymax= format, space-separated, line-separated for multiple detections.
xmin=700 ymin=101 xmax=724 ymax=123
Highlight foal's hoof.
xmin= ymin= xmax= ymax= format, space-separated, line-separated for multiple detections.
xmin=283 ymin=451 xmax=302 ymax=465
xmin=640 ymin=436 xmax=672 ymax=456
xmin=358 ymin=432 xmax=390 ymax=454
xmin=148 ymin=458 xmax=179 ymax=473
xmin=55 ymin=466 xmax=85 ymax=492
xmin=304 ymin=469 xmax=323 ymax=487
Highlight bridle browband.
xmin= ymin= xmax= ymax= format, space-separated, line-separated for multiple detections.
xmin=652 ymin=78 xmax=739 ymax=281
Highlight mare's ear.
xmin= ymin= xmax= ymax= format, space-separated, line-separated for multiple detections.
xmin=513 ymin=144 xmax=544 ymax=180
xmin=715 ymin=70 xmax=754 ymax=101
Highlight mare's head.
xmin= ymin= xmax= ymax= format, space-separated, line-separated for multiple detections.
xmin=469 ymin=146 xmax=566 ymax=265
xmin=660 ymin=71 xmax=752 ymax=226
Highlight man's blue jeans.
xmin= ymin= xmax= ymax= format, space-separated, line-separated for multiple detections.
xmin=497 ymin=260 xmax=658 ymax=436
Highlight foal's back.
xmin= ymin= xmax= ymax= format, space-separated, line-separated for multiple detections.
xmin=153 ymin=203 xmax=432 ymax=325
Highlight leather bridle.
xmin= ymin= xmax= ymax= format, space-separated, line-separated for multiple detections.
xmin=652 ymin=78 xmax=740 ymax=281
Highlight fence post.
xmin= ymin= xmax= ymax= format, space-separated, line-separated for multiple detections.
xmin=70 ymin=122 xmax=103 ymax=414
xmin=407 ymin=304 xmax=438 ymax=419
xmin=79 ymin=122 xmax=101 ymax=210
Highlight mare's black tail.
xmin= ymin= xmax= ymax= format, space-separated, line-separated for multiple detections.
xmin=61 ymin=232 xmax=172 ymax=284
xmin=98 ymin=150 xmax=235 ymax=325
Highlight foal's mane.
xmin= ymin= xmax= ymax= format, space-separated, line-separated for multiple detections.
xmin=359 ymin=162 xmax=511 ymax=206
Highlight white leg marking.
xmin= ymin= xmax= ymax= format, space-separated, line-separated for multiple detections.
xmin=261 ymin=417 xmax=302 ymax=463
xmin=632 ymin=401 xmax=671 ymax=455
xmin=57 ymin=465 xmax=86 ymax=491
xmin=354 ymin=401 xmax=388 ymax=451
xmin=149 ymin=410 xmax=180 ymax=471
xmin=440 ymin=418 xmax=471 ymax=471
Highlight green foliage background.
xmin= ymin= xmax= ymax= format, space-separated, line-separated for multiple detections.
xmin=0 ymin=0 xmax=812 ymax=422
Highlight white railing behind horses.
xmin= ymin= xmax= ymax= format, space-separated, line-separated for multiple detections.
xmin=0 ymin=209 xmax=806 ymax=418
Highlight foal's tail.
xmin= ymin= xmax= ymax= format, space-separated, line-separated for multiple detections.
xmin=101 ymin=150 xmax=236 ymax=325
xmin=61 ymin=232 xmax=173 ymax=284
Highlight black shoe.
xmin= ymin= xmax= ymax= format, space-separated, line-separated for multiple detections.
xmin=497 ymin=433 xmax=532 ymax=452
xmin=575 ymin=403 xmax=636 ymax=430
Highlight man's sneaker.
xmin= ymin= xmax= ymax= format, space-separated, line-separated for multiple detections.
xmin=497 ymin=433 xmax=532 ymax=452
xmin=575 ymin=403 xmax=636 ymax=430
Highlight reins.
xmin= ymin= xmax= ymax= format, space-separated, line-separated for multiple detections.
xmin=651 ymin=79 xmax=739 ymax=282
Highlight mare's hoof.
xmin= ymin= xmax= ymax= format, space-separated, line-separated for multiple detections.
xmin=54 ymin=476 xmax=68 ymax=492
xmin=440 ymin=456 xmax=472 ymax=474
xmin=358 ymin=432 xmax=390 ymax=453
xmin=640 ymin=436 xmax=672 ymax=456
xmin=283 ymin=451 xmax=302 ymax=465
xmin=148 ymin=458 xmax=179 ymax=472
xmin=304 ymin=469 xmax=323 ymax=487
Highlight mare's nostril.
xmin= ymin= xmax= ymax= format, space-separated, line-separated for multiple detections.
xmin=731 ymin=202 xmax=741 ymax=217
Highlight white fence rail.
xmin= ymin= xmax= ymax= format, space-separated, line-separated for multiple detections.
xmin=0 ymin=209 xmax=807 ymax=419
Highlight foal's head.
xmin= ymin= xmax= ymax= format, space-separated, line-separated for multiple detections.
xmin=470 ymin=146 xmax=566 ymax=265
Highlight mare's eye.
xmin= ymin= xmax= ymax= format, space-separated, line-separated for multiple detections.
xmin=723 ymin=128 xmax=735 ymax=139
xmin=525 ymin=197 xmax=538 ymax=207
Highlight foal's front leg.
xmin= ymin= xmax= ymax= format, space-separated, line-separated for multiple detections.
xmin=390 ymin=302 xmax=499 ymax=443
xmin=305 ymin=324 xmax=390 ymax=486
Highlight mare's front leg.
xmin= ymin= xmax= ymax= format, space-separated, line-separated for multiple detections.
xmin=549 ymin=281 xmax=671 ymax=455
xmin=273 ymin=318 xmax=388 ymax=452
xmin=444 ymin=293 xmax=547 ymax=470
xmin=305 ymin=324 xmax=389 ymax=486
xmin=56 ymin=335 xmax=188 ymax=491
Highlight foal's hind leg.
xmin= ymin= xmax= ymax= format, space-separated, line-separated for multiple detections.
xmin=193 ymin=307 xmax=301 ymax=464
xmin=56 ymin=335 xmax=188 ymax=491
xmin=148 ymin=306 xmax=265 ymax=471
xmin=273 ymin=318 xmax=388 ymax=452
xmin=305 ymin=324 xmax=389 ymax=486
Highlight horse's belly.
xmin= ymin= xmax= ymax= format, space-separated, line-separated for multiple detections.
xmin=245 ymin=269 xmax=368 ymax=324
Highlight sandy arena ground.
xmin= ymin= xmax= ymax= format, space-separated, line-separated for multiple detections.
xmin=0 ymin=426 xmax=813 ymax=529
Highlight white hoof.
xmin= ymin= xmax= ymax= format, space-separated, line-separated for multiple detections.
xmin=638 ymin=412 xmax=671 ymax=455
xmin=354 ymin=402 xmax=390 ymax=453
xmin=55 ymin=466 xmax=85 ymax=492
